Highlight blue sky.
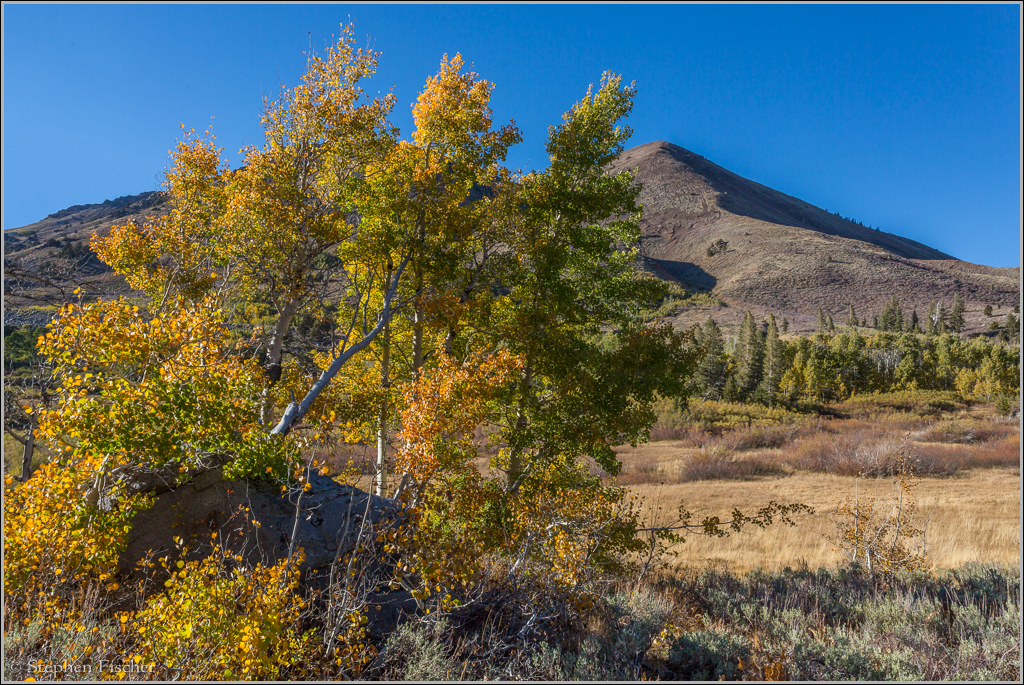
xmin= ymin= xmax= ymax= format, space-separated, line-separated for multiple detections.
xmin=3 ymin=4 xmax=1020 ymax=266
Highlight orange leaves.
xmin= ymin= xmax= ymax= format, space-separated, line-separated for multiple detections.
xmin=96 ymin=24 xmax=396 ymax=314
xmin=91 ymin=221 xmax=163 ymax=296
xmin=165 ymin=131 xmax=228 ymax=209
xmin=396 ymin=349 xmax=522 ymax=484
xmin=93 ymin=130 xmax=230 ymax=305
xmin=828 ymin=445 xmax=927 ymax=576
xmin=391 ymin=346 xmax=641 ymax=596
xmin=39 ymin=297 xmax=231 ymax=380
xmin=265 ymin=23 xmax=395 ymax=158
xmin=413 ymin=53 xmax=509 ymax=153
xmin=383 ymin=349 xmax=526 ymax=610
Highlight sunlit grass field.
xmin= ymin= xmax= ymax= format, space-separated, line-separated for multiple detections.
xmin=616 ymin=397 xmax=1020 ymax=574
xmin=330 ymin=395 xmax=1020 ymax=577
xmin=625 ymin=467 xmax=1019 ymax=574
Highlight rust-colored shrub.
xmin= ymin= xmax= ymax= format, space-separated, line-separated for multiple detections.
xmin=787 ymin=430 xmax=905 ymax=477
xmin=917 ymin=420 xmax=1017 ymax=445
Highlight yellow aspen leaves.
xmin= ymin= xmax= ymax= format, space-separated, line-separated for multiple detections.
xmin=130 ymin=554 xmax=362 ymax=679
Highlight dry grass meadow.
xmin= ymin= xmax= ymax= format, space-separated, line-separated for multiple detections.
xmin=616 ymin=404 xmax=1020 ymax=574
xmin=325 ymin=402 xmax=1021 ymax=576
xmin=626 ymin=466 xmax=1019 ymax=574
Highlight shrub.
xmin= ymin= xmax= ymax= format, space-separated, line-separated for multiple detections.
xmin=667 ymin=629 xmax=750 ymax=680
xmin=617 ymin=458 xmax=666 ymax=485
xmin=917 ymin=420 xmax=1016 ymax=445
xmin=834 ymin=390 xmax=964 ymax=419
xmin=661 ymin=564 xmax=1020 ymax=682
xmin=680 ymin=399 xmax=801 ymax=429
xmin=788 ymin=430 xmax=907 ymax=477
xmin=376 ymin=619 xmax=458 ymax=681
xmin=718 ymin=423 xmax=802 ymax=451
xmin=127 ymin=552 xmax=373 ymax=680
xmin=679 ymin=445 xmax=785 ymax=482
xmin=682 ymin=444 xmax=735 ymax=481
xmin=3 ymin=457 xmax=150 ymax=603
xmin=829 ymin=445 xmax=928 ymax=576
xmin=706 ymin=238 xmax=729 ymax=257
xmin=913 ymin=435 xmax=1020 ymax=474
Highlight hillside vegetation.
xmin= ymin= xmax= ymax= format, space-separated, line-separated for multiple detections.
xmin=610 ymin=141 xmax=1019 ymax=337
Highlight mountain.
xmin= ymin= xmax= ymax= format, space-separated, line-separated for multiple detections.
xmin=3 ymin=192 xmax=171 ymax=327
xmin=608 ymin=141 xmax=1019 ymax=335
xmin=3 ymin=145 xmax=1019 ymax=336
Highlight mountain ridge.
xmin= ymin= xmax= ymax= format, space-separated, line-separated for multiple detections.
xmin=4 ymin=142 xmax=1019 ymax=336
xmin=617 ymin=141 xmax=954 ymax=261
xmin=607 ymin=141 xmax=1017 ymax=334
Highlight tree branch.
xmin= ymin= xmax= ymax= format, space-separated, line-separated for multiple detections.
xmin=270 ymin=253 xmax=410 ymax=436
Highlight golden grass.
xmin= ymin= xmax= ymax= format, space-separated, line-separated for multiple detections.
xmin=326 ymin=400 xmax=1020 ymax=575
xmin=626 ymin=467 xmax=1020 ymax=575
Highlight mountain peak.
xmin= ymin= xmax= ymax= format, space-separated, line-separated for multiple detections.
xmin=611 ymin=141 xmax=953 ymax=261
xmin=608 ymin=141 xmax=1015 ymax=333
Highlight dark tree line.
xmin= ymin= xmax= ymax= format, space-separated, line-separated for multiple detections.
xmin=690 ymin=310 xmax=1019 ymax=406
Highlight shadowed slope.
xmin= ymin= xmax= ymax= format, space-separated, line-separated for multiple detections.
xmin=608 ymin=141 xmax=1018 ymax=334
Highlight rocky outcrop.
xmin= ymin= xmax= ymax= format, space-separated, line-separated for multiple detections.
xmin=3 ymin=308 xmax=55 ymax=329
xmin=118 ymin=465 xmax=399 ymax=579
xmin=107 ymin=460 xmax=418 ymax=636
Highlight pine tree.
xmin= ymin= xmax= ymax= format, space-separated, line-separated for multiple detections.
xmin=925 ymin=301 xmax=935 ymax=335
xmin=827 ymin=314 xmax=835 ymax=333
xmin=948 ymin=293 xmax=966 ymax=333
xmin=762 ymin=314 xmax=784 ymax=402
xmin=781 ymin=317 xmax=789 ymax=333
xmin=984 ymin=304 xmax=993 ymax=317
xmin=698 ymin=316 xmax=727 ymax=399
xmin=846 ymin=304 xmax=858 ymax=328
xmin=910 ymin=310 xmax=919 ymax=333
xmin=736 ymin=310 xmax=764 ymax=395
xmin=817 ymin=307 xmax=828 ymax=333
xmin=722 ymin=374 xmax=741 ymax=403
xmin=879 ymin=296 xmax=903 ymax=332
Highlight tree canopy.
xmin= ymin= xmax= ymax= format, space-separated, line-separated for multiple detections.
xmin=9 ymin=27 xmax=708 ymax=652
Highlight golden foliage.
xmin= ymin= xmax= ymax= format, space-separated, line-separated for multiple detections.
xmin=397 ymin=348 xmax=522 ymax=483
xmin=35 ymin=297 xmax=286 ymax=480
xmin=829 ymin=442 xmax=928 ymax=576
xmin=3 ymin=457 xmax=149 ymax=601
xmin=127 ymin=552 xmax=373 ymax=679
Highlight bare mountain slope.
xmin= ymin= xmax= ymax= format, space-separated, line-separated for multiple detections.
xmin=609 ymin=141 xmax=1019 ymax=334
xmin=3 ymin=147 xmax=1019 ymax=336
xmin=3 ymin=192 xmax=170 ymax=325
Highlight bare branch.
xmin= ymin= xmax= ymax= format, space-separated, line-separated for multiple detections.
xmin=271 ymin=253 xmax=410 ymax=436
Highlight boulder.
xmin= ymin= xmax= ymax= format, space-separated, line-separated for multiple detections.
xmin=118 ymin=465 xmax=399 ymax=578
xmin=110 ymin=462 xmax=420 ymax=635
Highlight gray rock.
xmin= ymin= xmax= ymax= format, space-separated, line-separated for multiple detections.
xmin=119 ymin=466 xmax=400 ymax=578
xmin=113 ymin=463 xmax=421 ymax=637
xmin=3 ymin=308 xmax=55 ymax=329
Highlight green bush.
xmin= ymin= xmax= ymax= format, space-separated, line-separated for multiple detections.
xmin=667 ymin=629 xmax=750 ymax=680
xmin=660 ymin=563 xmax=1020 ymax=681
xmin=378 ymin=620 xmax=458 ymax=681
